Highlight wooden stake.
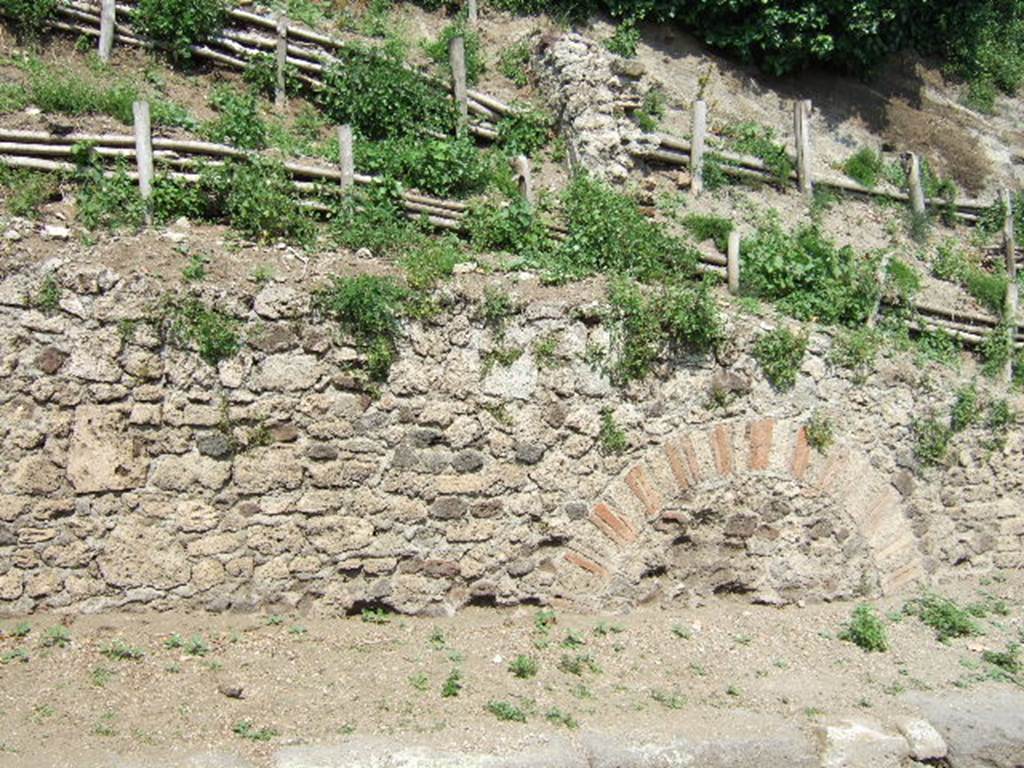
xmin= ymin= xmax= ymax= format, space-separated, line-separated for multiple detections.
xmin=1004 ymin=189 xmax=1019 ymax=384
xmin=132 ymin=100 xmax=154 ymax=225
xmin=275 ymin=14 xmax=288 ymax=110
xmin=449 ymin=35 xmax=468 ymax=133
xmin=467 ymin=0 xmax=478 ymax=26
xmin=690 ymin=99 xmax=706 ymax=196
xmin=511 ymin=154 xmax=533 ymax=204
xmin=726 ymin=229 xmax=740 ymax=294
xmin=98 ymin=0 xmax=115 ymax=62
xmin=338 ymin=125 xmax=354 ymax=190
xmin=794 ymin=99 xmax=813 ymax=196
xmin=907 ymin=153 xmax=926 ymax=217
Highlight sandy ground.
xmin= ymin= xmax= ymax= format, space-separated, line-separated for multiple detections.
xmin=0 ymin=572 xmax=1021 ymax=767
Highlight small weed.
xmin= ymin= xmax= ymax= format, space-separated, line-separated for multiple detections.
xmin=91 ymin=667 xmax=114 ymax=687
xmin=905 ymin=594 xmax=981 ymax=642
xmin=498 ymin=39 xmax=532 ymax=87
xmin=982 ymin=643 xmax=1020 ymax=676
xmin=233 ymin=720 xmax=278 ymax=742
xmin=985 ymin=399 xmax=1016 ymax=450
xmin=41 ymin=626 xmax=71 ymax=649
xmin=441 ymin=668 xmax=463 ymax=698
xmin=598 ymin=409 xmax=629 ymax=455
xmin=486 ymin=699 xmax=531 ymax=723
xmin=604 ymin=19 xmax=640 ymax=58
xmin=671 ymin=625 xmax=692 ymax=640
xmin=409 ymin=672 xmax=429 ymax=691
xmin=533 ymin=333 xmax=560 ymax=369
xmin=635 ymin=87 xmax=666 ymax=132
xmin=429 ymin=629 xmax=447 ymax=650
xmin=509 ymin=654 xmax=538 ymax=679
xmin=185 ymin=635 xmax=210 ymax=656
xmin=534 ymin=609 xmax=557 ymax=634
xmin=181 ymin=253 xmax=208 ymax=282
xmin=681 ymin=213 xmax=733 ymax=252
xmin=842 ymin=147 xmax=885 ymax=189
xmin=11 ymin=622 xmax=31 ymax=638
xmin=805 ymin=411 xmax=834 ymax=454
xmin=561 ymin=630 xmax=586 ymax=649
xmin=34 ymin=275 xmax=61 ymax=315
xmin=593 ymin=622 xmax=624 ymax=636
xmin=288 ymin=625 xmax=307 ymax=636
xmin=913 ymin=417 xmax=952 ymax=468
xmin=753 ymin=328 xmax=807 ymax=391
xmin=650 ymin=690 xmax=685 ymax=709
xmin=950 ymin=384 xmax=980 ymax=432
xmin=101 ymin=640 xmax=145 ymax=661
xmin=266 ymin=615 xmax=284 ymax=626
xmin=1 ymin=648 xmax=30 ymax=664
xmin=545 ymin=707 xmax=579 ymax=729
xmin=839 ymin=604 xmax=889 ymax=652
xmin=361 ymin=608 xmax=392 ymax=625
xmin=557 ymin=654 xmax=601 ymax=676
xmin=725 ymin=684 xmax=741 ymax=697
xmin=93 ymin=711 xmax=117 ymax=737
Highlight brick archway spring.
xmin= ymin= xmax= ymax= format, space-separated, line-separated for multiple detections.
xmin=553 ymin=418 xmax=927 ymax=609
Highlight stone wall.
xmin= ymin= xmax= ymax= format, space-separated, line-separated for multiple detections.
xmin=1 ymin=261 xmax=1022 ymax=617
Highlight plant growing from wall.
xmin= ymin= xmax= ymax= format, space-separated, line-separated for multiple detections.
xmin=753 ymin=327 xmax=807 ymax=391
xmin=160 ymin=296 xmax=240 ymax=366
xmin=829 ymin=327 xmax=882 ymax=382
xmin=805 ymin=411 xmax=834 ymax=454
xmin=949 ymin=384 xmax=980 ymax=432
xmin=598 ymin=408 xmax=628 ymax=455
xmin=913 ymin=415 xmax=952 ymax=467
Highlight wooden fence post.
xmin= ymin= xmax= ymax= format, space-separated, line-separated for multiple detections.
xmin=98 ymin=0 xmax=115 ymax=62
xmin=449 ymin=35 xmax=468 ymax=133
xmin=690 ymin=99 xmax=707 ymax=196
xmin=726 ymin=229 xmax=740 ymax=295
xmin=338 ymin=125 xmax=354 ymax=191
xmin=511 ymin=154 xmax=533 ymax=205
xmin=1004 ymin=189 xmax=1018 ymax=384
xmin=907 ymin=152 xmax=926 ymax=218
xmin=794 ymin=99 xmax=813 ymax=196
xmin=275 ymin=15 xmax=289 ymax=110
xmin=132 ymin=100 xmax=154 ymax=225
xmin=466 ymin=0 xmax=478 ymax=26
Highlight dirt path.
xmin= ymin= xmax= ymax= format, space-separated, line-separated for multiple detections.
xmin=1 ymin=573 xmax=1021 ymax=767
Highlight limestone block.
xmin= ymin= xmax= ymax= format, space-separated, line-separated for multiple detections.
xmin=97 ymin=518 xmax=191 ymax=590
xmin=67 ymin=405 xmax=148 ymax=493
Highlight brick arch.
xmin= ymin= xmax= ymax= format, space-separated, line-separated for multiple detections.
xmin=554 ymin=418 xmax=926 ymax=609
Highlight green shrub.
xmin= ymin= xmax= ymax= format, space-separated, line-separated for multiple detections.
xmin=724 ymin=121 xmax=793 ymax=185
xmin=423 ymin=23 xmax=484 ymax=85
xmin=884 ymin=258 xmax=921 ymax=305
xmin=441 ymin=667 xmax=462 ymax=697
xmin=913 ymin=416 xmax=952 ymax=467
xmin=606 ymin=278 xmax=722 ymax=384
xmin=830 ymin=327 xmax=882 ymax=380
xmin=805 ymin=411 xmax=834 ymax=454
xmin=34 ymin=275 xmax=60 ymax=314
xmin=0 ymin=169 xmax=58 ymax=218
xmin=839 ymin=604 xmax=888 ymax=652
xmin=0 ymin=0 xmax=58 ymax=36
xmin=604 ymin=19 xmax=640 ymax=57
xmin=496 ymin=108 xmax=553 ymax=156
xmin=152 ymin=174 xmax=209 ymax=224
xmin=905 ymin=593 xmax=981 ymax=642
xmin=200 ymin=158 xmax=314 ymax=244
xmin=634 ymin=87 xmax=666 ymax=132
xmin=486 ymin=700 xmax=530 ymax=722
xmin=330 ymin=183 xmax=419 ymax=257
xmin=949 ymin=384 xmax=980 ymax=432
xmin=162 ymin=296 xmax=240 ymax=366
xmin=242 ymin=53 xmax=302 ymax=100
xmin=985 ymin=399 xmax=1016 ymax=449
xmin=498 ymin=40 xmax=532 ymax=87
xmin=554 ymin=174 xmax=698 ymax=281
xmin=842 ymin=147 xmax=884 ymax=189
xmin=982 ymin=643 xmax=1021 ymax=676
xmin=357 ymin=136 xmax=489 ymax=197
xmin=753 ymin=328 xmax=807 ymax=391
xmin=508 ymin=654 xmax=538 ymax=679
xmin=742 ymin=218 xmax=878 ymax=326
xmin=203 ymin=87 xmax=266 ymax=150
xmin=135 ymin=0 xmax=226 ymax=62
xmin=964 ymin=269 xmax=1008 ymax=317
xmin=681 ymin=213 xmax=732 ymax=252
xmin=467 ymin=197 xmax=551 ymax=257
xmin=598 ymin=408 xmax=628 ymax=455
xmin=74 ymin=156 xmax=147 ymax=232
xmin=318 ymin=45 xmax=455 ymax=139
xmin=981 ymin=324 xmax=1013 ymax=379
xmin=314 ymin=275 xmax=407 ymax=381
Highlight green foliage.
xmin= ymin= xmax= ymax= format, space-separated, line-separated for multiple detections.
xmin=753 ymin=328 xmax=807 ymax=391
xmin=905 ymin=593 xmax=981 ymax=642
xmin=605 ymin=278 xmax=723 ymax=384
xmin=467 ymin=197 xmax=551 ymax=257
xmin=0 ymin=169 xmax=57 ymax=218
xmin=41 ymin=625 xmax=71 ymax=649
xmin=830 ymin=327 xmax=882 ymax=381
xmin=949 ymin=384 xmax=980 ymax=432
xmin=981 ymin=324 xmax=1013 ymax=379
xmin=34 ymin=275 xmax=61 ymax=314
xmin=0 ymin=81 xmax=30 ymax=113
xmin=839 ymin=605 xmax=888 ymax=652
xmin=913 ymin=416 xmax=952 ymax=467
xmin=486 ymin=699 xmax=530 ymax=722
xmin=508 ymin=655 xmax=538 ymax=679
xmin=545 ymin=708 xmax=579 ymax=729
xmin=200 ymin=158 xmax=314 ymax=244
xmin=742 ymin=218 xmax=879 ymax=326
xmin=360 ymin=607 xmax=392 ymax=624
xmin=982 ymin=643 xmax=1021 ymax=676
xmin=423 ymin=23 xmax=484 ymax=85
xmin=162 ymin=296 xmax=240 ymax=366
xmin=314 ymin=275 xmax=407 ymax=381
xmin=498 ymin=40 xmax=532 ymax=87
xmin=330 ymin=184 xmax=418 ymax=257
xmin=634 ymin=88 xmax=666 ymax=132
xmin=0 ymin=0 xmax=58 ymax=36
xmin=74 ymin=154 xmax=147 ymax=231
xmin=650 ymin=690 xmax=686 ymax=709
xmin=402 ymin=237 xmax=464 ymax=300
xmin=441 ymin=667 xmax=462 ymax=697
xmin=985 ymin=399 xmax=1016 ymax=449
xmin=604 ymin=19 xmax=640 ymax=57
xmin=203 ymin=88 xmax=266 ymax=150
xmin=232 ymin=721 xmax=278 ymax=742
xmin=496 ymin=107 xmax=553 ymax=156
xmin=357 ymin=136 xmax=488 ymax=197
xmin=152 ymin=174 xmax=208 ymax=224
xmin=724 ymin=121 xmax=793 ymax=185
xmin=557 ymin=653 xmax=601 ymax=676
xmin=842 ymin=147 xmax=885 ymax=189
xmin=135 ymin=0 xmax=226 ymax=62
xmin=101 ymin=640 xmax=145 ymax=661
xmin=681 ymin=213 xmax=732 ymax=252
xmin=884 ymin=258 xmax=921 ymax=304
xmin=931 ymin=238 xmax=1006 ymax=317
xmin=318 ymin=45 xmax=455 ymax=140
xmin=554 ymin=174 xmax=698 ymax=281
xmin=805 ymin=411 xmax=834 ymax=454
xmin=181 ymin=253 xmax=208 ymax=282
xmin=598 ymin=408 xmax=628 ymax=455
